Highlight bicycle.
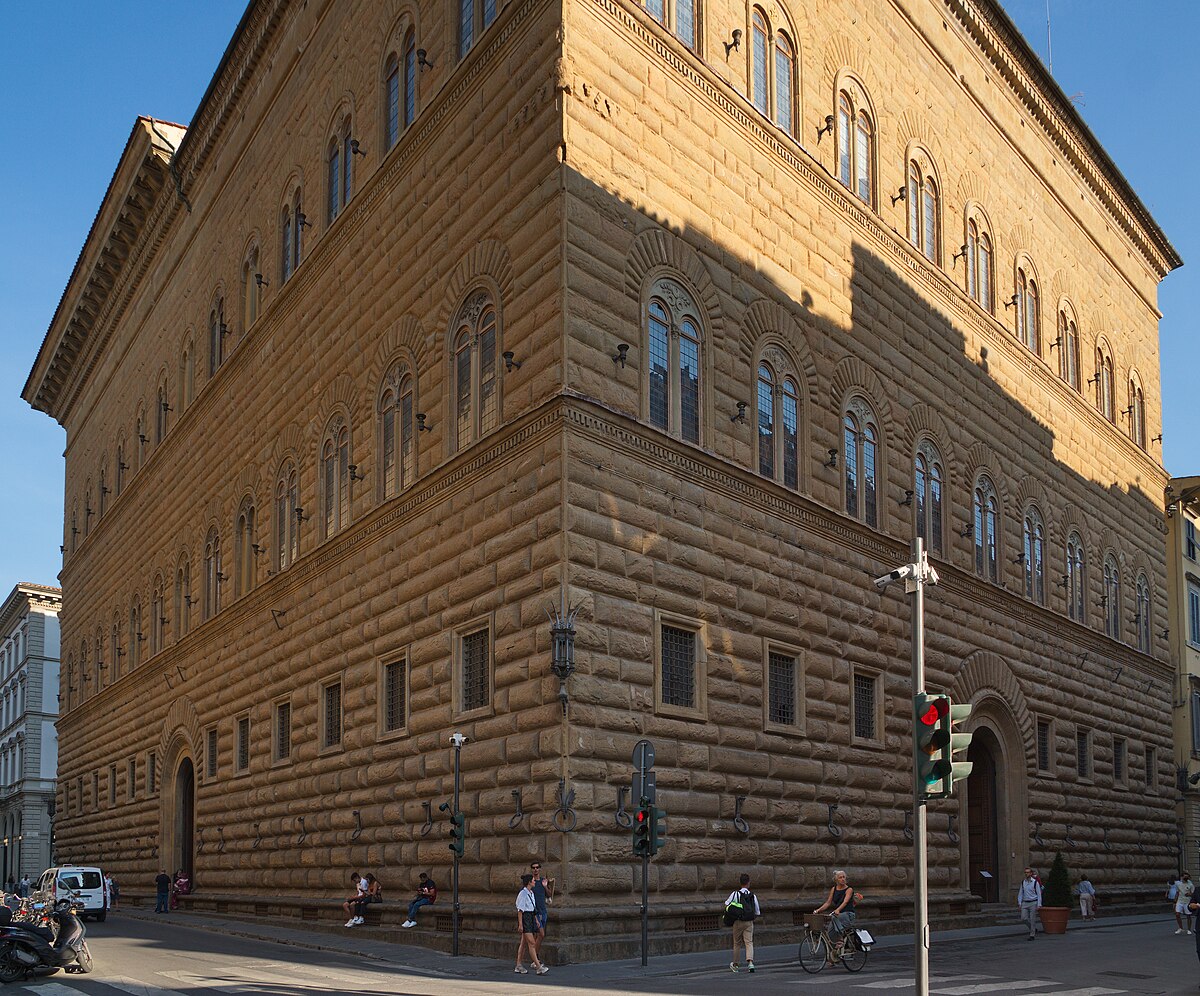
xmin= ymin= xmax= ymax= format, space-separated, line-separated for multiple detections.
xmin=798 ymin=912 xmax=870 ymax=973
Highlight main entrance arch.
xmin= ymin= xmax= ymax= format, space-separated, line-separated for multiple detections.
xmin=966 ymin=732 xmax=1000 ymax=902
xmin=174 ymin=758 xmax=195 ymax=879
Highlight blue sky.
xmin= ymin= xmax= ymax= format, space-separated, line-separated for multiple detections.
xmin=0 ymin=1 xmax=1195 ymax=596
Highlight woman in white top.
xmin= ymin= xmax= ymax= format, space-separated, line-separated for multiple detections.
xmin=514 ymin=874 xmax=549 ymax=975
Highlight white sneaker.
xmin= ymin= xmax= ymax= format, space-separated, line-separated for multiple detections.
xmin=1176 ymin=928 xmax=1184 ymax=934
xmin=344 ymin=918 xmax=356 ymax=927
xmin=353 ymin=916 xmax=364 ymax=925
xmin=402 ymin=920 xmax=415 ymax=928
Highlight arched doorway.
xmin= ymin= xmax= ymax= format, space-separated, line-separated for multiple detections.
xmin=174 ymin=759 xmax=195 ymax=880
xmin=966 ymin=734 xmax=1000 ymax=902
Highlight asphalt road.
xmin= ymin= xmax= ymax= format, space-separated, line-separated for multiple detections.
xmin=2 ymin=913 xmax=1197 ymax=995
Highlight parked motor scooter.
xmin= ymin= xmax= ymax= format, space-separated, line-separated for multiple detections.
xmin=0 ymin=897 xmax=94 ymax=981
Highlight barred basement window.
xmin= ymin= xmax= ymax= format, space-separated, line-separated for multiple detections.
xmin=206 ymin=727 xmax=218 ymax=779
xmin=148 ymin=752 xmax=157 ymax=794
xmin=92 ymin=772 xmax=99 ymax=809
xmin=323 ymin=681 xmax=343 ymax=749
xmin=661 ymin=625 xmax=696 ymax=709
xmin=461 ymin=629 xmax=490 ymax=714
xmin=852 ymin=671 xmax=877 ymax=742
xmin=1146 ymin=745 xmax=1157 ymax=790
xmin=1036 ymin=719 xmax=1050 ymax=773
xmin=1113 ymin=737 xmax=1126 ymax=786
xmin=275 ymin=700 xmax=292 ymax=762
xmin=109 ymin=765 xmax=117 ymax=806
xmin=128 ymin=757 xmax=136 ymax=800
xmin=383 ymin=658 xmax=408 ymax=733
xmin=1076 ymin=729 xmax=1091 ymax=780
xmin=767 ymin=651 xmax=797 ymax=727
xmin=236 ymin=716 xmax=250 ymax=773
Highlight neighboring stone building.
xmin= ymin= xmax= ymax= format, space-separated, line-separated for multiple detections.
xmin=23 ymin=0 xmax=1180 ymax=958
xmin=0 ymin=583 xmax=62 ymax=881
xmin=1169 ymin=478 xmax=1200 ymax=863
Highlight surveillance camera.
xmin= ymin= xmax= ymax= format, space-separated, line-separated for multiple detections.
xmin=449 ymin=733 xmax=469 ymax=748
xmin=873 ymin=564 xmax=913 ymax=590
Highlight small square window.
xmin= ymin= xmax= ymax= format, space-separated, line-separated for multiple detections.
xmin=1113 ymin=736 xmax=1126 ymax=787
xmin=1076 ymin=728 xmax=1091 ymax=781
xmin=1036 ymin=718 xmax=1055 ymax=774
xmin=1146 ymin=745 xmax=1157 ymax=790
xmin=653 ymin=612 xmax=707 ymax=720
xmin=109 ymin=765 xmax=117 ymax=806
xmin=322 ymin=680 xmax=343 ymax=750
xmin=274 ymin=699 xmax=292 ymax=763
xmin=455 ymin=621 xmax=494 ymax=719
xmin=148 ymin=752 xmax=157 ymax=795
xmin=205 ymin=726 xmax=218 ymax=779
xmin=236 ymin=715 xmax=250 ymax=774
xmin=851 ymin=669 xmax=882 ymax=745
xmin=128 ymin=757 xmax=136 ymax=801
xmin=382 ymin=657 xmax=408 ymax=735
xmin=763 ymin=643 xmax=805 ymax=735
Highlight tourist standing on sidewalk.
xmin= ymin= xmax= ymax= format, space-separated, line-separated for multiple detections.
xmin=1075 ymin=875 xmax=1096 ymax=920
xmin=1170 ymin=871 xmax=1194 ymax=934
xmin=529 ymin=861 xmax=552 ymax=958
xmin=1016 ymin=867 xmax=1042 ymax=940
xmin=514 ymin=874 xmax=549 ymax=976
xmin=154 ymin=870 xmax=171 ymax=913
xmin=725 ymin=873 xmax=761 ymax=973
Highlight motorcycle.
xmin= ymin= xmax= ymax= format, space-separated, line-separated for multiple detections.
xmin=0 ymin=897 xmax=94 ymax=982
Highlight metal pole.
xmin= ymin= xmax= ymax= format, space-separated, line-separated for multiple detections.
xmin=911 ymin=537 xmax=929 ymax=996
xmin=452 ymin=741 xmax=461 ymax=957
xmin=641 ymin=851 xmax=649 ymax=967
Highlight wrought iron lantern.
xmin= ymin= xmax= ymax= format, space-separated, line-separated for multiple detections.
xmin=547 ymin=598 xmax=579 ymax=715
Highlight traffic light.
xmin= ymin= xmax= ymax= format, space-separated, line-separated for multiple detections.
xmin=650 ymin=806 xmax=668 ymax=855
xmin=449 ymin=810 xmax=466 ymax=858
xmin=633 ymin=806 xmax=651 ymax=857
xmin=944 ymin=700 xmax=974 ymax=795
xmin=914 ymin=692 xmax=951 ymax=802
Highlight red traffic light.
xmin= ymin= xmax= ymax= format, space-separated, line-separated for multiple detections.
xmin=635 ymin=809 xmax=649 ymax=823
xmin=918 ymin=696 xmax=949 ymax=726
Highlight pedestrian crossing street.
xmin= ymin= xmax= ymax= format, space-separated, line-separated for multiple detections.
xmin=789 ymin=971 xmax=1134 ymax=996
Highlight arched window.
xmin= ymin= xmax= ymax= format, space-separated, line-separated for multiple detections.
xmin=94 ymin=630 xmax=104 ymax=689
xmin=1023 ymin=506 xmax=1045 ymax=604
xmin=1059 ymin=310 xmax=1080 ymax=390
xmin=913 ymin=440 xmax=944 ymax=555
xmin=972 ymin=475 xmax=999 ymax=581
xmin=1016 ymin=268 xmax=1039 ymax=353
xmin=281 ymin=188 xmax=304 ymax=283
xmin=750 ymin=11 xmax=796 ymax=135
xmin=380 ymin=367 xmax=416 ymax=499
xmin=174 ymin=556 xmax=191 ymax=639
xmin=1066 ymin=531 xmax=1086 ymax=622
xmin=639 ymin=0 xmax=696 ymax=49
xmin=452 ymin=291 xmax=501 ymax=451
xmin=129 ymin=596 xmax=142 ymax=669
xmin=110 ymin=617 xmax=122 ymax=681
xmin=837 ymin=89 xmax=874 ymax=206
xmin=242 ymin=245 xmax=261 ymax=331
xmin=645 ymin=278 xmax=702 ymax=445
xmin=275 ymin=461 xmax=300 ymax=571
xmin=98 ymin=464 xmax=108 ymax=517
xmin=1095 ymin=345 xmax=1115 ymax=421
xmin=150 ymin=577 xmax=165 ymax=655
xmin=1103 ymin=554 xmax=1121 ymax=639
xmin=136 ymin=411 xmax=147 ymax=469
xmin=1129 ymin=379 xmax=1146 ymax=448
xmin=115 ymin=442 xmax=126 ymax=496
xmin=235 ymin=500 xmax=257 ymax=597
xmin=384 ymin=53 xmax=401 ymax=150
xmin=459 ymin=0 xmax=501 ymax=58
xmin=180 ymin=338 xmax=195 ymax=412
xmin=1135 ymin=573 xmax=1151 ymax=652
xmin=84 ymin=486 xmax=93 ymax=537
xmin=403 ymin=32 xmax=417 ymax=129
xmin=203 ymin=528 xmax=222 ymax=622
xmin=751 ymin=10 xmax=768 ymax=116
xmin=906 ymin=160 xmax=939 ymax=263
xmin=208 ymin=297 xmax=226 ymax=377
xmin=755 ymin=358 xmax=799 ymax=490
xmin=843 ymin=398 xmax=879 ymax=527
xmin=966 ymin=218 xmax=993 ymax=312
xmin=156 ymin=383 xmax=168 ymax=444
xmin=327 ymin=117 xmax=353 ymax=223
xmin=321 ymin=416 xmax=352 ymax=538
xmin=774 ymin=32 xmax=795 ymax=134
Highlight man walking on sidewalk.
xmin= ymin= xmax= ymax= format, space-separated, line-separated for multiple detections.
xmin=725 ymin=873 xmax=761 ymax=973
xmin=1016 ymin=866 xmax=1042 ymax=940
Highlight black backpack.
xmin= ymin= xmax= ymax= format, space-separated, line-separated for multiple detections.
xmin=737 ymin=890 xmax=757 ymax=922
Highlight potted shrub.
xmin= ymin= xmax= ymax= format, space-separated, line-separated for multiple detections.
xmin=1038 ymin=851 xmax=1071 ymax=934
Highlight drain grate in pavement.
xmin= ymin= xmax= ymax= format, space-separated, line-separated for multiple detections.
xmin=1099 ymin=970 xmax=1156 ymax=979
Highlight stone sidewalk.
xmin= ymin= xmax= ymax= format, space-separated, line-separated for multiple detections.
xmin=111 ymin=905 xmax=1169 ymax=985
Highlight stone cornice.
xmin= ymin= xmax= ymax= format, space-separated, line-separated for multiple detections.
xmin=1 ymin=585 xmax=62 ymax=637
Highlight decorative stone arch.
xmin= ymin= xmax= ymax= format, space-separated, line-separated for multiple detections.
xmin=829 ymin=356 xmax=894 ymax=437
xmin=949 ymin=650 xmax=1034 ymax=896
xmin=1055 ymin=502 xmax=1090 ymax=552
xmin=746 ymin=319 xmax=814 ymax=493
xmin=312 ymin=373 xmax=361 ymax=454
xmin=271 ymin=423 xmax=308 ymax=478
xmin=367 ymin=315 xmax=427 ymax=392
xmin=961 ymin=198 xmax=997 ymax=250
xmin=439 ymin=238 xmax=515 ymax=334
xmin=371 ymin=337 xmax=422 ymax=500
xmin=1095 ymin=527 xmax=1127 ymax=580
xmin=895 ymin=111 xmax=948 ymax=173
xmin=624 ymin=227 xmax=724 ymax=349
xmin=823 ymin=31 xmax=882 ymax=115
xmin=378 ymin=5 xmax=420 ymax=147
xmin=159 ymin=696 xmax=202 ymax=880
xmin=962 ymin=442 xmax=1011 ymax=513
xmin=903 ymin=403 xmax=958 ymax=489
xmin=1013 ymin=475 xmax=1052 ymax=528
xmin=323 ymin=92 xmax=358 ymax=156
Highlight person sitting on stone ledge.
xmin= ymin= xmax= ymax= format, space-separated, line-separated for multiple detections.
xmin=402 ymin=872 xmax=437 ymax=928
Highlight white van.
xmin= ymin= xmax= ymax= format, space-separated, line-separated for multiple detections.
xmin=34 ymin=866 xmax=108 ymax=921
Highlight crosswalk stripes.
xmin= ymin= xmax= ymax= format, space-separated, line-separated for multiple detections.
xmin=785 ymin=970 xmax=1130 ymax=996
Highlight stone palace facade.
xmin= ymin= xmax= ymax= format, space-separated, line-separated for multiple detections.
xmin=25 ymin=0 xmax=1180 ymax=958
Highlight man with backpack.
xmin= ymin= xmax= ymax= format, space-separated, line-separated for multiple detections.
xmin=724 ymin=873 xmax=760 ymax=973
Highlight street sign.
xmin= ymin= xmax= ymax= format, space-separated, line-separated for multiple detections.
xmin=632 ymin=739 xmax=655 ymax=771
xmin=632 ymin=770 xmax=656 ymax=805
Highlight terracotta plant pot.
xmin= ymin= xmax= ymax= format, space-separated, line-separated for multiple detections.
xmin=1038 ymin=906 xmax=1069 ymax=934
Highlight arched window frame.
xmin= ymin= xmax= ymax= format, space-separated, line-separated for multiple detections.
xmin=241 ymin=243 xmax=261 ymax=332
xmin=379 ymin=363 xmax=417 ymax=500
xmin=129 ymin=595 xmax=143 ymax=669
xmin=110 ymin=614 xmax=122 ymax=682
xmin=459 ymin=0 xmax=501 ymax=58
xmin=1094 ymin=341 xmax=1115 ymax=422
xmin=150 ymin=575 xmax=165 ymax=656
xmin=94 ymin=628 xmax=105 ymax=690
xmin=1058 ymin=305 xmax=1081 ymax=390
xmin=644 ymin=276 xmax=704 ymax=446
xmin=135 ymin=407 xmax=147 ymax=470
xmin=1022 ymin=505 xmax=1046 ymax=604
xmin=451 ymin=288 xmax=502 ymax=452
xmin=913 ymin=438 xmax=944 ymax=555
xmin=843 ymin=396 xmax=880 ymax=528
xmin=1102 ymin=553 xmax=1122 ymax=639
xmin=327 ymin=115 xmax=354 ymax=223
xmin=836 ymin=81 xmax=875 ymax=207
xmin=638 ymin=0 xmax=697 ymax=50
xmin=202 ymin=527 xmax=222 ymax=622
xmin=965 ymin=210 xmax=994 ymax=312
xmin=208 ymin=294 xmax=226 ymax=378
xmin=1134 ymin=573 xmax=1152 ymax=652
xmin=754 ymin=351 xmax=800 ymax=491
xmin=905 ymin=150 xmax=941 ymax=264
xmin=83 ymin=483 xmax=93 ymax=538
xmin=383 ymin=52 xmax=401 ymax=151
xmin=280 ymin=184 xmax=304 ymax=283
xmin=320 ymin=414 xmax=352 ymax=539
xmin=174 ymin=554 xmax=191 ymax=640
xmin=179 ymin=334 xmax=195 ymax=412
xmin=235 ymin=498 xmax=257 ymax=598
xmin=98 ymin=461 xmax=108 ymax=517
xmin=749 ymin=9 xmax=796 ymax=136
xmin=1015 ymin=259 xmax=1040 ymax=354
xmin=155 ymin=380 xmax=169 ymax=444
xmin=1128 ymin=374 xmax=1146 ymax=448
xmin=1066 ymin=531 xmax=1087 ymax=622
xmin=275 ymin=460 xmax=300 ymax=571
xmin=972 ymin=474 xmax=1000 ymax=582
